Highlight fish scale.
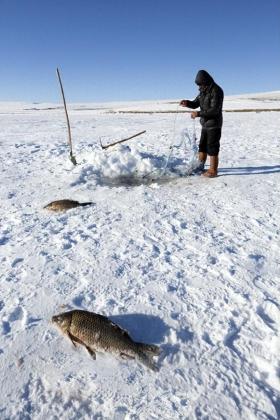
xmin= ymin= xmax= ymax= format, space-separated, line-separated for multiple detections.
xmin=70 ymin=311 xmax=135 ymax=353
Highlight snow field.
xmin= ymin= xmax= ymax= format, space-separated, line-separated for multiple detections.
xmin=0 ymin=96 xmax=280 ymax=419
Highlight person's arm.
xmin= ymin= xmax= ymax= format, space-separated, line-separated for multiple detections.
xmin=180 ymin=95 xmax=200 ymax=109
xmin=186 ymin=95 xmax=200 ymax=109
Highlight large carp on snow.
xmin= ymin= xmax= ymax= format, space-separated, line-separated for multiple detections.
xmin=52 ymin=310 xmax=161 ymax=371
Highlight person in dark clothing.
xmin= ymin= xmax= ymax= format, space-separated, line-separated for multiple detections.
xmin=180 ymin=70 xmax=224 ymax=177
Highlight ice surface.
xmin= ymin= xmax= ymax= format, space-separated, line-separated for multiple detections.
xmin=0 ymin=93 xmax=280 ymax=419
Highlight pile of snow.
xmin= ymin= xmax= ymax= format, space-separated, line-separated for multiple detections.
xmin=76 ymin=144 xmax=154 ymax=180
xmin=70 ymin=128 xmax=199 ymax=187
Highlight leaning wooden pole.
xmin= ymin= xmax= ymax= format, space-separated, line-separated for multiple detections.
xmin=100 ymin=130 xmax=146 ymax=150
xmin=56 ymin=68 xmax=77 ymax=165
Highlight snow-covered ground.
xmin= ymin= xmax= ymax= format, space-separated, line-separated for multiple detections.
xmin=0 ymin=92 xmax=280 ymax=419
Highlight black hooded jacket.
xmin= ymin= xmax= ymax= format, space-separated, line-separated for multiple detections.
xmin=187 ymin=70 xmax=224 ymax=129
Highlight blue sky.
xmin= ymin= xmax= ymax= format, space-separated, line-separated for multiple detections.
xmin=0 ymin=0 xmax=279 ymax=102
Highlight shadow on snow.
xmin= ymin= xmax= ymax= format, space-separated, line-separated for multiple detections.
xmin=109 ymin=313 xmax=169 ymax=345
xmin=219 ymin=165 xmax=280 ymax=176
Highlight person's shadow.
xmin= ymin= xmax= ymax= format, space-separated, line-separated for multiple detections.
xmin=219 ymin=165 xmax=280 ymax=176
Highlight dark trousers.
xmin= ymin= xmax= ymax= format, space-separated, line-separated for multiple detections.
xmin=199 ymin=128 xmax=221 ymax=156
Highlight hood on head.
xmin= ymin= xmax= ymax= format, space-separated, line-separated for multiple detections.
xmin=195 ymin=70 xmax=214 ymax=86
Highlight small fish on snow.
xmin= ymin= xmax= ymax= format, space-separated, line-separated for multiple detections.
xmin=52 ymin=309 xmax=161 ymax=371
xmin=44 ymin=199 xmax=94 ymax=212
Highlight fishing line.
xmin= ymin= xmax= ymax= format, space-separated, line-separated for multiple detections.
xmin=171 ymin=103 xmax=181 ymax=145
xmin=142 ymin=104 xmax=181 ymax=179
xmin=142 ymin=105 xmax=198 ymax=180
xmin=160 ymin=111 xmax=198 ymax=177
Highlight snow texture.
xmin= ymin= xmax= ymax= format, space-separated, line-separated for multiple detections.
xmin=0 ymin=92 xmax=280 ymax=419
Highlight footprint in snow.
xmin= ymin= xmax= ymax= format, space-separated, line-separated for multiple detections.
xmin=208 ymin=255 xmax=218 ymax=265
xmin=8 ymin=306 xmax=25 ymax=322
xmin=2 ymin=306 xmax=36 ymax=334
xmin=257 ymin=301 xmax=280 ymax=332
xmin=223 ymin=318 xmax=241 ymax=356
xmin=8 ymin=191 xmax=16 ymax=199
xmin=2 ymin=321 xmax=11 ymax=335
xmin=180 ymin=222 xmax=187 ymax=229
xmin=248 ymin=253 xmax=265 ymax=270
xmin=177 ymin=327 xmax=194 ymax=343
xmin=0 ymin=236 xmax=10 ymax=246
xmin=202 ymin=332 xmax=215 ymax=346
xmin=72 ymin=295 xmax=85 ymax=308
xmin=11 ymin=257 xmax=24 ymax=268
xmin=0 ymin=301 xmax=4 ymax=312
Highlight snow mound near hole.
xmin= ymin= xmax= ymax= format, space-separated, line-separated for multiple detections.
xmin=73 ymin=129 xmax=200 ymax=186
xmin=99 ymin=145 xmax=154 ymax=178
xmin=72 ymin=144 xmax=154 ymax=186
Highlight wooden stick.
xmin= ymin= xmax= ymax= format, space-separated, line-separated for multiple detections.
xmin=56 ymin=68 xmax=77 ymax=165
xmin=100 ymin=130 xmax=146 ymax=150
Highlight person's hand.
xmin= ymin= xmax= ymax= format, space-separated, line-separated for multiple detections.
xmin=191 ymin=111 xmax=198 ymax=119
xmin=180 ymin=100 xmax=188 ymax=107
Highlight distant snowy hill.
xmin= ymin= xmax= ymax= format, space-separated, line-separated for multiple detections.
xmin=1 ymin=91 xmax=280 ymax=114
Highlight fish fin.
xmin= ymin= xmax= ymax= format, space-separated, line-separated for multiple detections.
xmin=109 ymin=321 xmax=131 ymax=338
xmin=67 ymin=331 xmax=97 ymax=360
xmin=120 ymin=352 xmax=135 ymax=360
xmin=86 ymin=347 xmax=96 ymax=360
xmin=136 ymin=343 xmax=161 ymax=356
xmin=66 ymin=331 xmax=78 ymax=347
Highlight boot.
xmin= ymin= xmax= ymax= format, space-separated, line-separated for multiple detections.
xmin=193 ymin=152 xmax=207 ymax=174
xmin=203 ymin=155 xmax=218 ymax=178
xmin=199 ymin=152 xmax=207 ymax=167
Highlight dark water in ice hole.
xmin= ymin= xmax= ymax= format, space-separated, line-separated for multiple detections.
xmin=99 ymin=169 xmax=193 ymax=187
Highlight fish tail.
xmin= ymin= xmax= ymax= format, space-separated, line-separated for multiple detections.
xmin=136 ymin=342 xmax=161 ymax=356
xmin=79 ymin=202 xmax=94 ymax=207
xmin=137 ymin=351 xmax=159 ymax=372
